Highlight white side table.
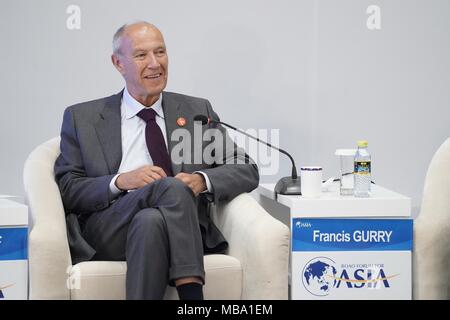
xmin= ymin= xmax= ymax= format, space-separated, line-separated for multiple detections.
xmin=0 ymin=199 xmax=28 ymax=300
xmin=258 ymin=182 xmax=412 ymax=300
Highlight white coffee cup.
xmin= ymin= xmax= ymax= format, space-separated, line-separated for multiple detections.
xmin=300 ymin=166 xmax=323 ymax=198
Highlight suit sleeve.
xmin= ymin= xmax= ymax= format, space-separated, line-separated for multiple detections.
xmin=54 ymin=108 xmax=116 ymax=215
xmin=200 ymin=100 xmax=260 ymax=202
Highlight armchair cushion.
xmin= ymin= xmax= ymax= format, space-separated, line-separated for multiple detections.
xmin=68 ymin=255 xmax=242 ymax=300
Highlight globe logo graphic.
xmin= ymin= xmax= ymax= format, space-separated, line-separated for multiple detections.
xmin=302 ymin=257 xmax=338 ymax=296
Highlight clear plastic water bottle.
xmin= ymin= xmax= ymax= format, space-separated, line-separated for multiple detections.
xmin=354 ymin=140 xmax=371 ymax=197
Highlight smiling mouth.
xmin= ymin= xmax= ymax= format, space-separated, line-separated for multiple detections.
xmin=144 ymin=73 xmax=163 ymax=79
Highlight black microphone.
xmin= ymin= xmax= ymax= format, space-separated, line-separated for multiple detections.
xmin=193 ymin=115 xmax=301 ymax=196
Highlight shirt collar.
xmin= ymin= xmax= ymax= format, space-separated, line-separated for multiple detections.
xmin=122 ymin=87 xmax=164 ymax=120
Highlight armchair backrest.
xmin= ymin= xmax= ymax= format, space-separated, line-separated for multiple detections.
xmin=413 ymin=137 xmax=450 ymax=299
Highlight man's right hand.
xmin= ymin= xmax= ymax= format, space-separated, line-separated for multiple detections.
xmin=115 ymin=165 xmax=167 ymax=191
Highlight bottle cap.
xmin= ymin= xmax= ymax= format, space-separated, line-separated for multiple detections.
xmin=357 ymin=140 xmax=368 ymax=147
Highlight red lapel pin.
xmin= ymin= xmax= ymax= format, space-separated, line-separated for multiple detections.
xmin=176 ymin=117 xmax=186 ymax=127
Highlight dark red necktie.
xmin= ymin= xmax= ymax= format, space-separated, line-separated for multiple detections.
xmin=137 ymin=108 xmax=173 ymax=176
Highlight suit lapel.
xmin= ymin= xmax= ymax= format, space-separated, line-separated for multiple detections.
xmin=95 ymin=91 xmax=123 ymax=174
xmin=94 ymin=90 xmax=190 ymax=176
xmin=162 ymin=92 xmax=184 ymax=175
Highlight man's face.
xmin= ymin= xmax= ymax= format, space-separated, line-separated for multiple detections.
xmin=112 ymin=24 xmax=168 ymax=105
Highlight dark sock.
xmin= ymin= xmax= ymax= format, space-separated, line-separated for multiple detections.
xmin=176 ymin=282 xmax=204 ymax=300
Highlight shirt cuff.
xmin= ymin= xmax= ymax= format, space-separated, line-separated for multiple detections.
xmin=194 ymin=171 xmax=213 ymax=193
xmin=109 ymin=174 xmax=123 ymax=196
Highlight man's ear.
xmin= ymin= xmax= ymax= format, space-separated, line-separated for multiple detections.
xmin=111 ymin=54 xmax=125 ymax=75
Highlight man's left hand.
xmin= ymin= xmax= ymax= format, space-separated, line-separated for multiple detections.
xmin=175 ymin=173 xmax=207 ymax=196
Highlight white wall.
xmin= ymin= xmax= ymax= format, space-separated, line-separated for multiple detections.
xmin=310 ymin=0 xmax=450 ymax=216
xmin=0 ymin=0 xmax=448 ymax=216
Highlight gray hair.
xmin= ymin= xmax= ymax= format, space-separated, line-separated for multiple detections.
xmin=112 ymin=21 xmax=157 ymax=55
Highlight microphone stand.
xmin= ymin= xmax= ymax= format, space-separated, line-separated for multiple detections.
xmin=202 ymin=117 xmax=301 ymax=197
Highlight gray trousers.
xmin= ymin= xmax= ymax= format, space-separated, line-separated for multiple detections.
xmin=81 ymin=177 xmax=205 ymax=299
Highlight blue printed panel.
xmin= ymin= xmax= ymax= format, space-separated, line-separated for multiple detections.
xmin=292 ymin=219 xmax=412 ymax=252
xmin=0 ymin=227 xmax=28 ymax=260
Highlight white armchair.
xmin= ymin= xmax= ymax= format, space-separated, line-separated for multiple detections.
xmin=413 ymin=137 xmax=450 ymax=299
xmin=23 ymin=137 xmax=290 ymax=300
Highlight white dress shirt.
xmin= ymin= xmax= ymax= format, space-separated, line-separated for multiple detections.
xmin=109 ymin=87 xmax=211 ymax=195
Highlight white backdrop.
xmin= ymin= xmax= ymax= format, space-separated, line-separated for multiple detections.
xmin=1 ymin=0 xmax=449 ymax=217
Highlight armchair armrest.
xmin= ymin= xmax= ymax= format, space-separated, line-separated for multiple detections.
xmin=212 ymin=193 xmax=290 ymax=299
xmin=24 ymin=137 xmax=72 ymax=299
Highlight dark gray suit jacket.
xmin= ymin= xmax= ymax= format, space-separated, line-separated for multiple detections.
xmin=54 ymin=90 xmax=259 ymax=264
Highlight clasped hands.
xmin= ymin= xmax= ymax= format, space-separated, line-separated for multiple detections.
xmin=115 ymin=165 xmax=206 ymax=196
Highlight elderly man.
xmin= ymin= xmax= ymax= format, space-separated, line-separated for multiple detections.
xmin=54 ymin=21 xmax=259 ymax=300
